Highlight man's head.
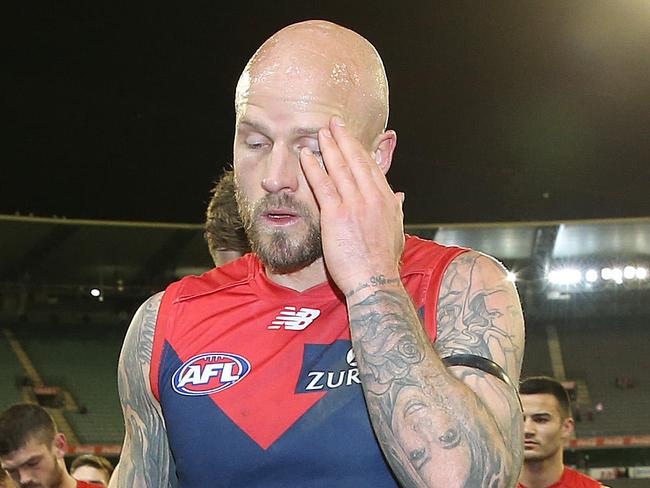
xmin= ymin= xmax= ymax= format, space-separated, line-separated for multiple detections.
xmin=0 ymin=404 xmax=68 ymax=488
xmin=70 ymin=455 xmax=114 ymax=486
xmin=233 ymin=20 xmax=397 ymax=274
xmin=519 ymin=376 xmax=574 ymax=463
xmin=204 ymin=169 xmax=251 ymax=266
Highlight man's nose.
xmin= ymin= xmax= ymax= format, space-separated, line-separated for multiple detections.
xmin=261 ymin=143 xmax=299 ymax=194
xmin=523 ymin=417 xmax=536 ymax=435
xmin=18 ymin=469 xmax=33 ymax=485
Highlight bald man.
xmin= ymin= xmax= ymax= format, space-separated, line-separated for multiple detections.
xmin=112 ymin=20 xmax=525 ymax=487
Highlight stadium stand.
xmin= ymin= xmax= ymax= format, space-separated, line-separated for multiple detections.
xmin=559 ymin=317 xmax=650 ymax=438
xmin=0 ymin=331 xmax=24 ymax=410
xmin=9 ymin=322 xmax=125 ymax=444
xmin=521 ymin=322 xmax=554 ymax=379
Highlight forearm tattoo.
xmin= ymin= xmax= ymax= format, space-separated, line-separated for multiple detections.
xmin=347 ymin=256 xmax=524 ymax=487
xmin=114 ymin=293 xmax=177 ymax=488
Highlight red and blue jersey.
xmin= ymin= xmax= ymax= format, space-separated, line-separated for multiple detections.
xmin=150 ymin=235 xmax=465 ymax=487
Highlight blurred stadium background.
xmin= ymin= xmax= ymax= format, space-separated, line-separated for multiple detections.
xmin=1 ymin=213 xmax=649 ymax=486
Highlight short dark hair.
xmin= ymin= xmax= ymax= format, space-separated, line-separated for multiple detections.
xmin=0 ymin=404 xmax=57 ymax=456
xmin=204 ymin=169 xmax=251 ymax=263
xmin=70 ymin=454 xmax=114 ymax=478
xmin=519 ymin=376 xmax=571 ymax=418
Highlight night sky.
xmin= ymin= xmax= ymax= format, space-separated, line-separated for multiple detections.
xmin=4 ymin=1 xmax=650 ymax=225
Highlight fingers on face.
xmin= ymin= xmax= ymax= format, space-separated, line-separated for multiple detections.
xmin=327 ymin=117 xmax=394 ymax=197
xmin=300 ymin=116 xmax=396 ymax=208
xmin=317 ymin=126 xmax=360 ymax=199
xmin=299 ymin=147 xmax=341 ymax=206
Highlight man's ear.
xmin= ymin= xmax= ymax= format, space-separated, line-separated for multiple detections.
xmin=560 ymin=417 xmax=575 ymax=442
xmin=52 ymin=433 xmax=68 ymax=460
xmin=371 ymin=130 xmax=397 ymax=174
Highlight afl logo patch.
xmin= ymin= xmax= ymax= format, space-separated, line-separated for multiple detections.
xmin=172 ymin=352 xmax=251 ymax=396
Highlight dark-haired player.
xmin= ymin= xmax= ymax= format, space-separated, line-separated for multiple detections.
xmin=518 ymin=377 xmax=606 ymax=488
xmin=0 ymin=403 xmax=101 ymax=488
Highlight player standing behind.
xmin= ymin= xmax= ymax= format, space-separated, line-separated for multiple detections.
xmin=0 ymin=404 xmax=102 ymax=488
xmin=204 ymin=168 xmax=251 ymax=266
xmin=518 ymin=377 xmax=609 ymax=488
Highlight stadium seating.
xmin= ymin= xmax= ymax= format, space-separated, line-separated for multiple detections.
xmin=559 ymin=318 xmax=650 ymax=437
xmin=10 ymin=323 xmax=125 ymax=444
xmin=521 ymin=323 xmax=554 ymax=379
xmin=0 ymin=333 xmax=24 ymax=410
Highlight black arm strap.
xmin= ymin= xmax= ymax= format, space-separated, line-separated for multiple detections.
xmin=442 ymin=353 xmax=522 ymax=410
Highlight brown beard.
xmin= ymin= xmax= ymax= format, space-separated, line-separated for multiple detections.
xmin=236 ymin=190 xmax=323 ymax=274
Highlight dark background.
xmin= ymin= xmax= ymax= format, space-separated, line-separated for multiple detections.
xmin=3 ymin=1 xmax=649 ymax=225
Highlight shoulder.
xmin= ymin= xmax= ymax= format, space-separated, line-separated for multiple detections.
xmin=169 ymin=254 xmax=255 ymax=300
xmin=401 ymin=234 xmax=467 ymax=270
xmin=119 ymin=292 xmax=165 ymax=391
xmin=401 ymin=235 xmax=468 ymax=279
xmin=435 ymin=249 xmax=524 ymax=381
xmin=446 ymin=249 xmax=509 ymax=280
xmin=563 ymin=466 xmax=604 ymax=487
xmin=125 ymin=292 xmax=164 ymax=344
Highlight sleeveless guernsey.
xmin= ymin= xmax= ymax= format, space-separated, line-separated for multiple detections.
xmin=150 ymin=235 xmax=466 ymax=487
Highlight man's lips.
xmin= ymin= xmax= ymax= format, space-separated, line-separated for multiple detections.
xmin=524 ymin=439 xmax=539 ymax=448
xmin=262 ymin=209 xmax=301 ymax=225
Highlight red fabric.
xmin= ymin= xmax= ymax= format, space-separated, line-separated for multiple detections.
xmin=77 ymin=481 xmax=104 ymax=488
xmin=518 ymin=466 xmax=602 ymax=488
xmin=149 ymin=235 xmax=466 ymax=404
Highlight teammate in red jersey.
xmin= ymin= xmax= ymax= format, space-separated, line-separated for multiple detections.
xmin=0 ymin=404 xmax=102 ymax=488
xmin=204 ymin=168 xmax=251 ymax=266
xmin=518 ymin=377 xmax=606 ymax=488
xmin=112 ymin=20 xmax=525 ymax=487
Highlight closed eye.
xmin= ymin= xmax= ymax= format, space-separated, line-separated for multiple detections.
xmin=247 ymin=141 xmax=269 ymax=150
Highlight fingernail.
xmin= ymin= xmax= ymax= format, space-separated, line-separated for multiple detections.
xmin=301 ymin=147 xmax=313 ymax=157
xmin=332 ymin=115 xmax=345 ymax=127
xmin=321 ymin=128 xmax=332 ymax=138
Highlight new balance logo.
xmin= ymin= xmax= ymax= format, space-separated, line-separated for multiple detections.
xmin=268 ymin=307 xmax=321 ymax=331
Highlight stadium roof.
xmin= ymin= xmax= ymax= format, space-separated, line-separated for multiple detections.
xmin=2 ymin=214 xmax=649 ymax=323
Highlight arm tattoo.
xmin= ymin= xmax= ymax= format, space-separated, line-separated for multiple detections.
xmin=112 ymin=293 xmax=177 ymax=488
xmin=436 ymin=253 xmax=524 ymax=465
xmin=347 ymin=261 xmax=523 ymax=487
xmin=436 ymin=253 xmax=522 ymax=377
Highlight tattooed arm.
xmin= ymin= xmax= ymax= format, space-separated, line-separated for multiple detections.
xmin=109 ymin=293 xmax=177 ymax=488
xmin=299 ymin=117 xmax=523 ymax=486
xmin=346 ymin=252 xmax=524 ymax=488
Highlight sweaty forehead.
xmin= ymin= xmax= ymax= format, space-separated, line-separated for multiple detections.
xmin=235 ymin=21 xmax=388 ymax=137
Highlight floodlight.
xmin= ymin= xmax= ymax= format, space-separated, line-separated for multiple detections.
xmin=585 ymin=269 xmax=598 ymax=283
xmin=623 ymin=266 xmax=636 ymax=280
xmin=548 ymin=268 xmax=581 ymax=285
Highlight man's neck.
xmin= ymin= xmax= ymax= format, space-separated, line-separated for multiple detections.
xmin=59 ymin=469 xmax=79 ymax=488
xmin=519 ymin=454 xmax=565 ymax=488
xmin=265 ymin=258 xmax=329 ymax=292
